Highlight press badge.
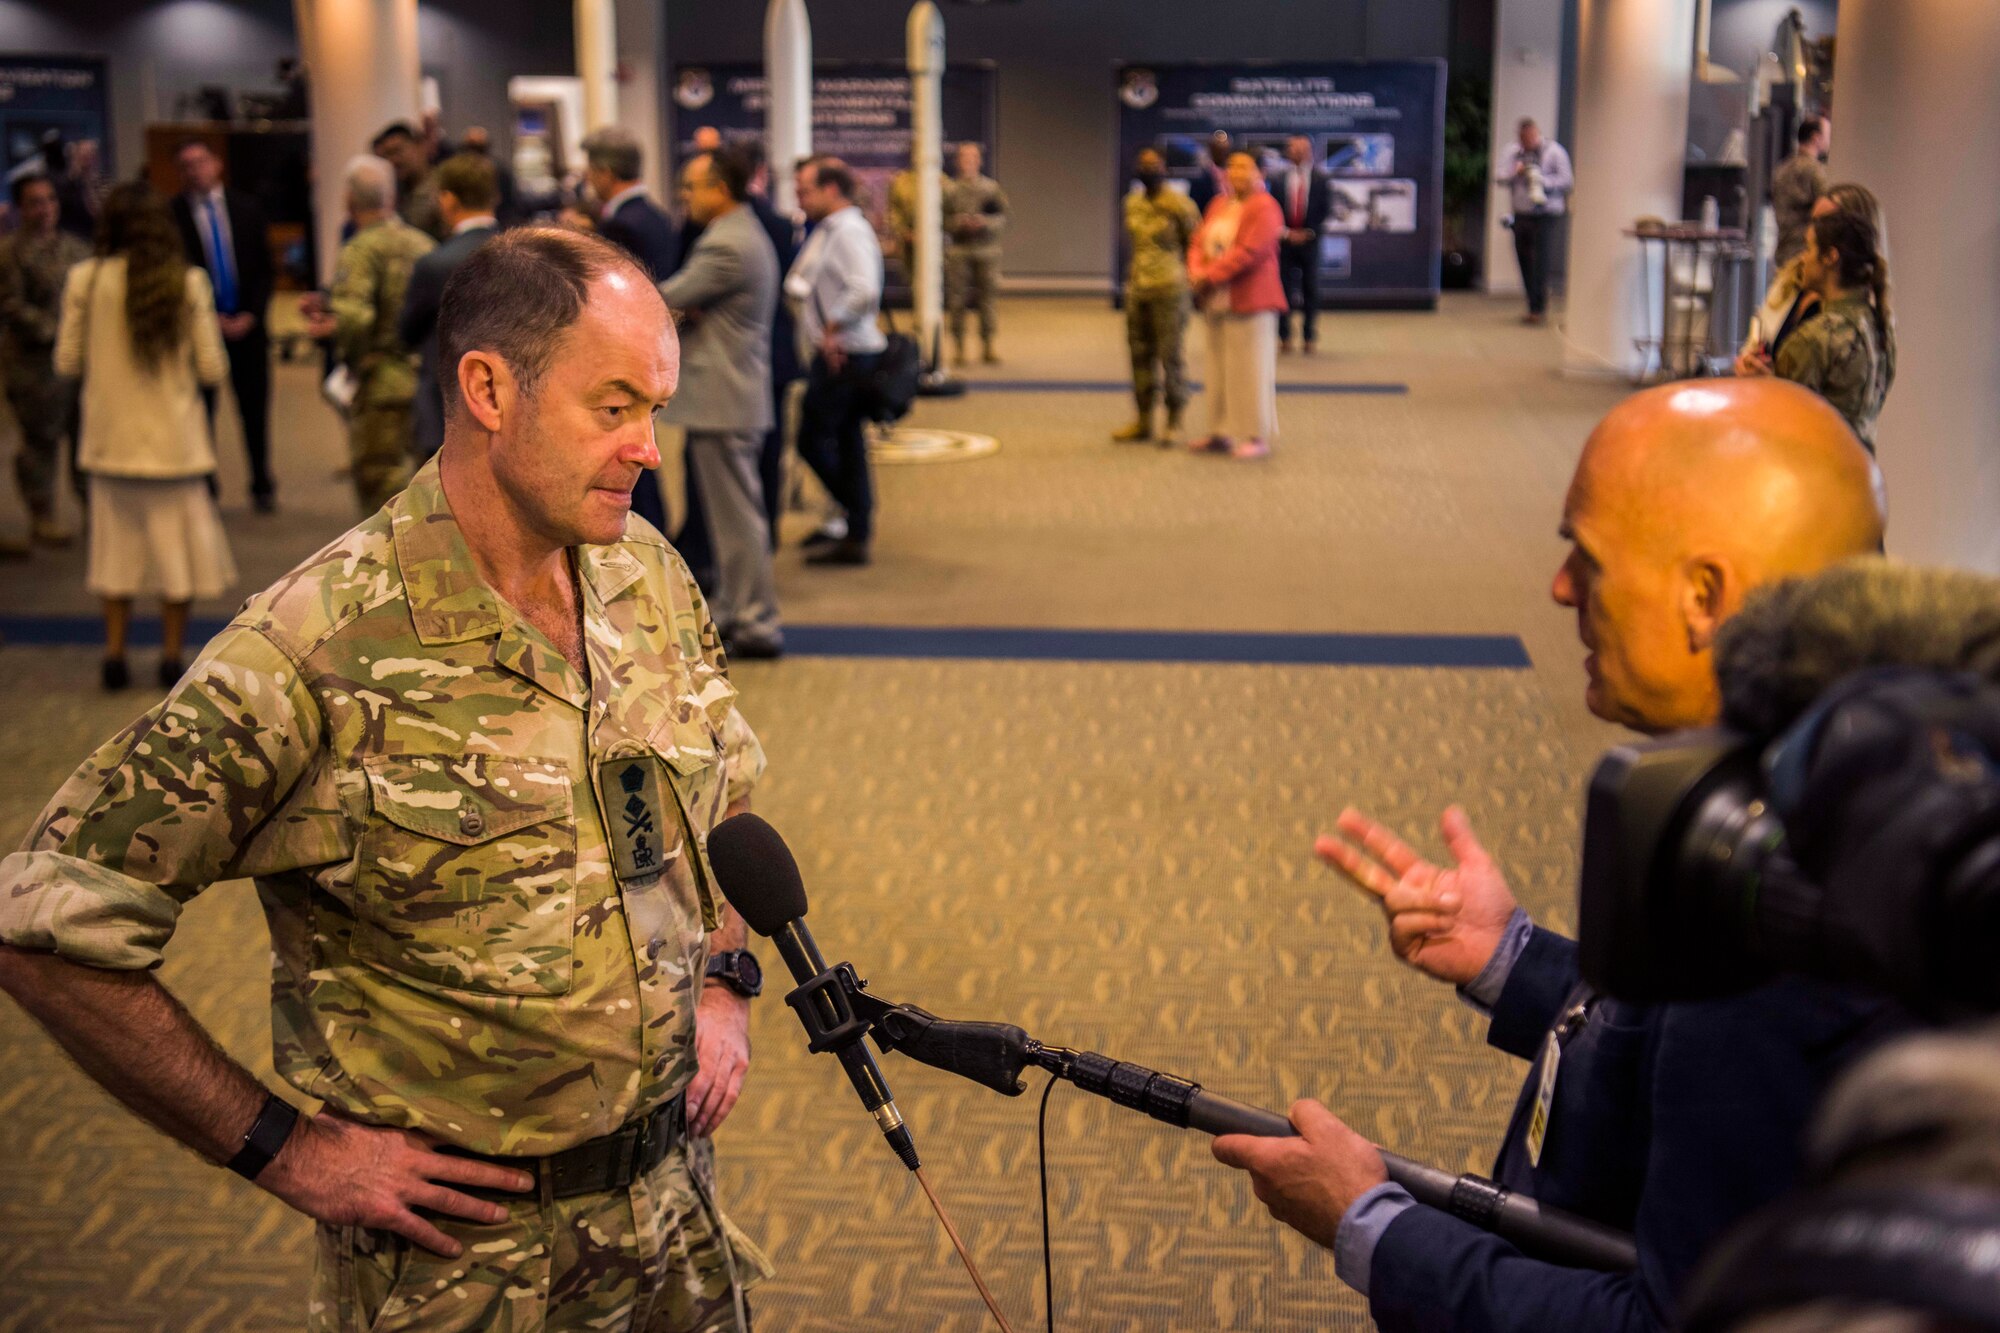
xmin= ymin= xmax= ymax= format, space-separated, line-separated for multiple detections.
xmin=1527 ymin=1031 xmax=1560 ymax=1167
xmin=602 ymin=754 xmax=670 ymax=883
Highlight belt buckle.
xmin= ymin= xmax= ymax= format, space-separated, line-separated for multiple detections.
xmin=631 ymin=1111 xmax=655 ymax=1177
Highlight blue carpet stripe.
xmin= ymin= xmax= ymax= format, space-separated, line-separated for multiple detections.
xmin=2 ymin=615 xmax=1528 ymax=669
xmin=968 ymin=379 xmax=1408 ymax=395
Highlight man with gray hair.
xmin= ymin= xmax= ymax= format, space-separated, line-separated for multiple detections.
xmin=302 ymin=154 xmax=435 ymax=511
xmin=583 ymin=127 xmax=679 ymax=281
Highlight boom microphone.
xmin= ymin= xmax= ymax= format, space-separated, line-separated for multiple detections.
xmin=706 ymin=814 xmax=921 ymax=1170
xmin=1715 ymin=558 xmax=2000 ymax=737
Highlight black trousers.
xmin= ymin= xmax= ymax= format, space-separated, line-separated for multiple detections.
xmin=1512 ymin=212 xmax=1558 ymax=315
xmin=797 ymin=351 xmax=882 ymax=545
xmin=202 ymin=329 xmax=273 ymax=499
xmin=1278 ymin=240 xmax=1321 ymax=345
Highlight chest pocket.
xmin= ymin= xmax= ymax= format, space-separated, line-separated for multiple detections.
xmin=353 ymin=754 xmax=578 ymax=997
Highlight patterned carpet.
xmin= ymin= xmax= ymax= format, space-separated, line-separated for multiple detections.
xmin=0 ymin=295 xmax=1627 ymax=1330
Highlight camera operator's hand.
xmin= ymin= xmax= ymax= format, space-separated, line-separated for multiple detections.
xmin=1317 ymin=806 xmax=1520 ymax=988
xmin=1212 ymin=1099 xmax=1389 ymax=1250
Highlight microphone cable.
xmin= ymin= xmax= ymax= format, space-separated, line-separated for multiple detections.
xmin=916 ymin=1164 xmax=1018 ymax=1333
xmin=1038 ymin=1074 xmax=1060 ymax=1333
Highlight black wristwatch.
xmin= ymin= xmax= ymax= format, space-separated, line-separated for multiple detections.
xmin=704 ymin=949 xmax=764 ymax=998
xmin=226 ymin=1091 xmax=301 ymax=1182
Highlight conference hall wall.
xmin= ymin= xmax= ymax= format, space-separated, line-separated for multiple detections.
xmin=663 ymin=0 xmax=1453 ymax=284
xmin=1 ymin=0 xmax=576 ymax=187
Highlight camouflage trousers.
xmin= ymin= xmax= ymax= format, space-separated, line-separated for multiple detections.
xmin=6 ymin=368 xmax=77 ymax=518
xmin=308 ymin=1140 xmax=771 ymax=1332
xmin=1125 ymin=288 xmax=1190 ymax=417
xmin=350 ymin=403 xmax=413 ymax=515
xmin=946 ymin=249 xmax=1000 ymax=344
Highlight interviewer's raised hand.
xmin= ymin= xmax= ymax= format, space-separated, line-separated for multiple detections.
xmin=1315 ymin=805 xmax=1520 ymax=988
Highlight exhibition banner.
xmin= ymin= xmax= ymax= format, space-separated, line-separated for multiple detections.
xmin=0 ymin=54 xmax=112 ymax=183
xmin=671 ymin=62 xmax=997 ymax=301
xmin=1114 ymin=61 xmax=1445 ymax=307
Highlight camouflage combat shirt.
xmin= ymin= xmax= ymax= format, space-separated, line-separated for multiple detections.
xmin=1776 ymin=293 xmax=1895 ymax=452
xmin=0 ymin=459 xmax=765 ymax=1156
xmin=331 ymin=216 xmax=435 ymax=409
xmin=0 ymin=227 xmax=90 ymax=386
xmin=1124 ymin=188 xmax=1201 ymax=296
xmin=942 ymin=173 xmax=1009 ymax=256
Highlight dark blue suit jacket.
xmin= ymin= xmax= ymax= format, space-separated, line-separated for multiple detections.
xmin=1367 ymin=926 xmax=1910 ymax=1333
xmin=1269 ymin=165 xmax=1332 ymax=240
xmin=749 ymin=194 xmax=801 ymax=388
xmin=398 ymin=221 xmax=498 ymax=460
xmin=599 ymin=192 xmax=680 ymax=282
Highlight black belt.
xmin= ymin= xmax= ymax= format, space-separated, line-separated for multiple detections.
xmin=443 ymin=1094 xmax=686 ymax=1203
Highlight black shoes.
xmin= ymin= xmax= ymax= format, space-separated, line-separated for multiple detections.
xmin=722 ymin=633 xmax=784 ymax=661
xmin=102 ymin=658 xmax=130 ymax=691
xmin=159 ymin=658 xmax=184 ymax=689
xmin=804 ymin=538 xmax=871 ymax=567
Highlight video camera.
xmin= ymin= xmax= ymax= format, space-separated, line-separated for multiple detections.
xmin=1577 ymin=561 xmax=2000 ymax=1016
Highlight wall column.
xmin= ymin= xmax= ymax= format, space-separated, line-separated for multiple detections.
xmin=574 ymin=0 xmax=618 ymax=133
xmin=764 ymin=0 xmax=812 ymax=216
xmin=293 ymin=0 xmax=421 ymax=285
xmin=615 ymin=0 xmax=666 ymax=193
xmin=1561 ymin=0 xmax=1695 ymax=378
xmin=1831 ymin=0 xmax=2000 ymax=572
xmin=1484 ymin=0 xmax=1566 ymax=295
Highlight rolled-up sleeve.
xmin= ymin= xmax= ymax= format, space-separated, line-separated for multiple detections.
xmin=0 ymin=626 xmax=321 ymax=970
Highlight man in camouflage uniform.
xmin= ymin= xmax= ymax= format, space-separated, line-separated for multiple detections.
xmin=1113 ymin=149 xmax=1200 ymax=445
xmin=375 ymin=121 xmax=449 ymax=242
xmin=0 ymin=226 xmax=772 ymax=1332
xmin=310 ymin=155 xmax=436 ymax=514
xmin=942 ymin=141 xmax=1007 ymax=366
xmin=1770 ymin=115 xmax=1829 ymax=266
xmin=0 ymin=173 xmax=89 ymax=549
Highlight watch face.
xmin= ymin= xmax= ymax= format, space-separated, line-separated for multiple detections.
xmin=738 ymin=952 xmax=763 ymax=992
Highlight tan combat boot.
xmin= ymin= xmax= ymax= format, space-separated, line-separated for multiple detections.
xmin=1111 ymin=409 xmax=1154 ymax=443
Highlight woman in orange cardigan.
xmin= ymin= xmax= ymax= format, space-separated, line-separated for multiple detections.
xmin=1187 ymin=151 xmax=1286 ymax=460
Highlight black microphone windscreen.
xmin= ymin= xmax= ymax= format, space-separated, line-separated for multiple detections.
xmin=707 ymin=813 xmax=810 ymax=936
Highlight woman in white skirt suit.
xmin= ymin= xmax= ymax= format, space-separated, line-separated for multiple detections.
xmin=55 ymin=182 xmax=236 ymax=690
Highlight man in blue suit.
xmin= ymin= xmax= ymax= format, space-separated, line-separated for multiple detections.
xmin=1270 ymin=135 xmax=1331 ymax=353
xmin=578 ymin=128 xmax=687 ymax=561
xmin=1214 ymin=381 xmax=1912 ymax=1333
xmin=398 ymin=153 xmax=500 ymax=463
xmin=582 ymin=128 xmax=680 ymax=282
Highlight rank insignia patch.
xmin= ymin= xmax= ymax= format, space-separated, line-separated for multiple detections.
xmin=603 ymin=755 xmax=671 ymax=882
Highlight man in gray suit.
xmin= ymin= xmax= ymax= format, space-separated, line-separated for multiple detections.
xmin=658 ymin=147 xmax=784 ymax=658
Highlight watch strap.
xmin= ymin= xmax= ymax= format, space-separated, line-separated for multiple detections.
xmin=705 ymin=949 xmax=760 ymax=997
xmin=226 ymin=1091 xmax=300 ymax=1182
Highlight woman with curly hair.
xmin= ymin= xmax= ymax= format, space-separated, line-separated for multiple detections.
xmin=55 ymin=181 xmax=235 ymax=690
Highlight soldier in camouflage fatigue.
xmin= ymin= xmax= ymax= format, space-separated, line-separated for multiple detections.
xmin=0 ymin=174 xmax=89 ymax=548
xmin=942 ymin=142 xmax=1008 ymax=366
xmin=1764 ymin=208 xmax=1896 ymax=453
xmin=0 ymin=227 xmax=773 ymax=1332
xmin=307 ymin=156 xmax=436 ymax=514
xmin=1114 ymin=150 xmax=1201 ymax=445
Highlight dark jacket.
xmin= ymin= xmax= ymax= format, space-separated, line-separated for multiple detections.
xmin=398 ymin=220 xmax=499 ymax=460
xmin=1367 ymin=926 xmax=1912 ymax=1333
xmin=598 ymin=190 xmax=679 ymax=281
xmin=1269 ymin=164 xmax=1331 ymax=239
xmin=172 ymin=186 xmax=275 ymax=327
xmin=749 ymin=194 xmax=801 ymax=387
